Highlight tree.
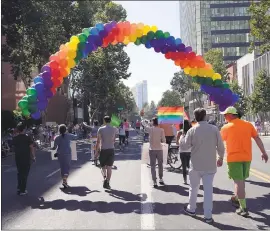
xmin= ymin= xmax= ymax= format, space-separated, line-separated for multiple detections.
xmin=170 ymin=71 xmax=203 ymax=107
xmin=158 ymin=90 xmax=183 ymax=107
xmin=204 ymin=49 xmax=229 ymax=81
xmin=249 ymin=0 xmax=270 ymax=53
xmin=142 ymin=101 xmax=157 ymax=119
xmin=249 ymin=70 xmax=270 ymax=122
xmin=229 ymin=80 xmax=250 ymax=116
xmin=1 ymin=0 xmax=104 ymax=87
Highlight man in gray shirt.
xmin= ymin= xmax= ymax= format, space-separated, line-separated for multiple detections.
xmin=95 ymin=116 xmax=117 ymax=190
xmin=180 ymin=108 xmax=225 ymax=224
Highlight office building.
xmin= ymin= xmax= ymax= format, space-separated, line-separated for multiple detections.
xmin=131 ymin=80 xmax=148 ymax=110
xmin=179 ymin=0 xmax=254 ymax=65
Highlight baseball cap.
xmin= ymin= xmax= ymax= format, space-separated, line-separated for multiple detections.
xmin=220 ymin=106 xmax=238 ymax=115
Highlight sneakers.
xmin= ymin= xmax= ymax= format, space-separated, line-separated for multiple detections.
xmin=236 ymin=208 xmax=249 ymax=217
xmin=62 ymin=182 xmax=69 ymax=188
xmin=231 ymin=196 xmax=240 ymax=208
xmin=153 ymin=182 xmax=158 ymax=188
xmin=183 ymin=206 xmax=196 ymax=217
xmin=204 ymin=217 xmax=214 ymax=224
xmin=103 ymin=180 xmax=111 ymax=190
xmin=19 ymin=190 xmax=28 ymax=196
xmin=159 ymin=179 xmax=165 ymax=185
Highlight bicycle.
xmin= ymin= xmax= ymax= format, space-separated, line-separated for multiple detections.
xmin=167 ymin=145 xmax=182 ymax=170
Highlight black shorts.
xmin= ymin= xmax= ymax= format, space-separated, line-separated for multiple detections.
xmin=99 ymin=149 xmax=115 ymax=167
xmin=165 ymin=136 xmax=174 ymax=146
xmin=125 ymin=131 xmax=129 ymax=138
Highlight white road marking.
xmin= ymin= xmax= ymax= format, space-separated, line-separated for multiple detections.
xmin=4 ymin=167 xmax=17 ymax=173
xmin=46 ymin=169 xmax=60 ymax=178
xmin=141 ymin=164 xmax=155 ymax=230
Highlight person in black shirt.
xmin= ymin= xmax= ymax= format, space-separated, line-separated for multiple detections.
xmin=13 ymin=122 xmax=35 ymax=196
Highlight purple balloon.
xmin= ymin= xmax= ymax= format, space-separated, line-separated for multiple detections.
xmin=37 ymin=100 xmax=48 ymax=111
xmin=41 ymin=71 xmax=51 ymax=81
xmin=185 ymin=46 xmax=193 ymax=52
xmin=110 ymin=21 xmax=117 ymax=27
xmin=45 ymin=90 xmax=53 ymax=99
xmin=31 ymin=111 xmax=41 ymax=120
xmin=41 ymin=65 xmax=51 ymax=73
xmin=154 ymin=47 xmax=161 ymax=53
xmin=104 ymin=24 xmax=111 ymax=33
xmin=99 ymin=30 xmax=108 ymax=38
xmin=44 ymin=80 xmax=53 ymax=89
xmin=177 ymin=44 xmax=186 ymax=52
xmin=38 ymin=93 xmax=47 ymax=102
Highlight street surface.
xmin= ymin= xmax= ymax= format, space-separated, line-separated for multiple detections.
xmin=2 ymin=130 xmax=270 ymax=230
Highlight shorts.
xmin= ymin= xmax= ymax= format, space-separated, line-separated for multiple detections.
xmin=125 ymin=131 xmax=129 ymax=138
xmin=165 ymin=136 xmax=174 ymax=146
xmin=99 ymin=149 xmax=115 ymax=167
xmin=227 ymin=161 xmax=251 ymax=180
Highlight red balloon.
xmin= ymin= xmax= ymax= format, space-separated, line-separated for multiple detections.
xmin=180 ymin=60 xmax=189 ymax=68
xmin=186 ymin=52 xmax=196 ymax=60
xmin=51 ymin=68 xmax=60 ymax=79
xmin=165 ymin=52 xmax=172 ymax=59
xmin=49 ymin=60 xmax=59 ymax=70
xmin=177 ymin=52 xmax=186 ymax=60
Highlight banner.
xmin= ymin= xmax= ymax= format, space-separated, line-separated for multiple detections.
xmin=158 ymin=107 xmax=184 ymax=124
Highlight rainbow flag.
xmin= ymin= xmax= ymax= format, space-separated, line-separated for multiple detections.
xmin=158 ymin=107 xmax=184 ymax=124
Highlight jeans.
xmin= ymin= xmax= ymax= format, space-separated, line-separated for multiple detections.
xmin=16 ymin=160 xmax=31 ymax=193
xmin=119 ymin=135 xmax=125 ymax=145
xmin=149 ymin=150 xmax=163 ymax=182
xmin=180 ymin=152 xmax=191 ymax=182
xmin=187 ymin=169 xmax=215 ymax=219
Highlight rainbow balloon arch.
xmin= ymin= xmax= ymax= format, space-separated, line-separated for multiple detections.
xmin=17 ymin=21 xmax=239 ymax=120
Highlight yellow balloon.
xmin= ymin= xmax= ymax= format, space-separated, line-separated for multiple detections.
xmin=70 ymin=36 xmax=80 ymax=44
xmin=135 ymin=29 xmax=143 ymax=37
xmin=123 ymin=37 xmax=130 ymax=45
xmin=137 ymin=23 xmax=144 ymax=30
xmin=67 ymin=49 xmax=77 ymax=59
xmin=190 ymin=68 xmax=198 ymax=77
xmin=184 ymin=67 xmax=191 ymax=75
xmin=150 ymin=25 xmax=158 ymax=32
xmin=67 ymin=58 xmax=76 ymax=68
xmin=212 ymin=73 xmax=221 ymax=80
xmin=207 ymin=69 xmax=215 ymax=78
xmin=67 ymin=41 xmax=78 ymax=50
xmin=197 ymin=68 xmax=206 ymax=77
xmin=129 ymin=34 xmax=137 ymax=42
xmin=143 ymin=25 xmax=151 ymax=35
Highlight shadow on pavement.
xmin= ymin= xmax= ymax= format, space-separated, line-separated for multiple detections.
xmin=156 ymin=184 xmax=203 ymax=197
xmin=246 ymin=180 xmax=270 ymax=188
xmin=60 ymin=186 xmax=100 ymax=197
xmin=105 ymin=189 xmax=147 ymax=202
xmin=190 ymin=215 xmax=248 ymax=230
xmin=199 ymin=185 xmax=233 ymax=196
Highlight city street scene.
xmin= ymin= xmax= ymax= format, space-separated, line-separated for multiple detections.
xmin=1 ymin=0 xmax=270 ymax=230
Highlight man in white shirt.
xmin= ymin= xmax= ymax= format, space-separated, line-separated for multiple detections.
xmin=144 ymin=117 xmax=166 ymax=188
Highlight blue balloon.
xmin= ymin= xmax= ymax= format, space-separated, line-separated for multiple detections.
xmin=175 ymin=38 xmax=182 ymax=45
xmin=33 ymin=76 xmax=44 ymax=84
xmin=38 ymin=93 xmax=47 ymax=102
xmin=35 ymin=82 xmax=44 ymax=89
xmin=31 ymin=111 xmax=41 ymax=120
xmin=145 ymin=41 xmax=152 ymax=49
xmin=37 ymin=100 xmax=48 ymax=111
xmin=167 ymin=36 xmax=175 ymax=46
xmin=90 ymin=27 xmax=99 ymax=36
xmin=96 ymin=23 xmax=104 ymax=31
xmin=99 ymin=30 xmax=108 ymax=38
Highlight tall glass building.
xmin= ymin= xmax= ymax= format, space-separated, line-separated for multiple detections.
xmin=179 ymin=0 xmax=255 ymax=65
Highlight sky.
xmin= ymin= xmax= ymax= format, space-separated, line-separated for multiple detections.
xmin=114 ymin=1 xmax=181 ymax=104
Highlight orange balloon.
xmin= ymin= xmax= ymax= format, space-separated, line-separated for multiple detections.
xmin=49 ymin=53 xmax=60 ymax=63
xmin=180 ymin=60 xmax=189 ymax=69
xmin=174 ymin=59 xmax=181 ymax=66
xmin=59 ymin=67 xmax=68 ymax=78
xmin=137 ymin=23 xmax=144 ymax=30
xmin=111 ymin=40 xmax=118 ymax=45
xmin=116 ymin=34 xmax=125 ymax=43
xmin=59 ymin=58 xmax=68 ymax=68
xmin=130 ymin=23 xmax=137 ymax=34
xmin=205 ymin=63 xmax=213 ymax=70
xmin=59 ymin=49 xmax=68 ymax=59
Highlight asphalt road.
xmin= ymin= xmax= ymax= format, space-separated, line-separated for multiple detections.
xmin=2 ymin=131 xmax=270 ymax=230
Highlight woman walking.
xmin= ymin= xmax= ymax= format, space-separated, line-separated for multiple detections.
xmin=176 ymin=120 xmax=192 ymax=184
xmin=52 ymin=124 xmax=77 ymax=188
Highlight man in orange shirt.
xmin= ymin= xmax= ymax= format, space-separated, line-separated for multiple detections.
xmin=221 ymin=107 xmax=268 ymax=217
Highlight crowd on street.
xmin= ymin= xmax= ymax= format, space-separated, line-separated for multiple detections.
xmin=4 ymin=105 xmax=270 ymax=225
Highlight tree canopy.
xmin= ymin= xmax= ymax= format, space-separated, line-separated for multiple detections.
xmin=158 ymin=90 xmax=183 ymax=107
xmin=249 ymin=0 xmax=270 ymax=53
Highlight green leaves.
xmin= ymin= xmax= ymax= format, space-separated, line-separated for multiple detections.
xmin=249 ymin=0 xmax=270 ymax=53
xmin=158 ymin=90 xmax=183 ymax=107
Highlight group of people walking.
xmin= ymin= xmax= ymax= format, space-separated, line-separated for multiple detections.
xmin=12 ymin=106 xmax=269 ymax=224
xmin=144 ymin=106 xmax=268 ymax=223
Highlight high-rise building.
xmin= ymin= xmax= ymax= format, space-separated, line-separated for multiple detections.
xmin=131 ymin=80 xmax=148 ymax=110
xmin=179 ymin=0 xmax=256 ymax=65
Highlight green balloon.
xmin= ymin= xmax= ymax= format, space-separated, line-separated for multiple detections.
xmin=214 ymin=79 xmax=223 ymax=87
xmin=22 ymin=109 xmax=30 ymax=117
xmin=26 ymin=88 xmax=37 ymax=96
xmin=28 ymin=103 xmax=38 ymax=113
xmin=28 ymin=95 xmax=37 ymax=103
xmin=147 ymin=31 xmax=155 ymax=40
xmin=134 ymin=38 xmax=141 ymax=46
xmin=74 ymin=57 xmax=80 ymax=64
xmin=223 ymin=83 xmax=230 ymax=89
xmin=205 ymin=77 xmax=213 ymax=85
xmin=164 ymin=32 xmax=170 ymax=38
xmin=76 ymin=50 xmax=83 ymax=60
xmin=22 ymin=96 xmax=28 ymax=100
xmin=140 ymin=35 xmax=148 ymax=44
xmin=192 ymin=77 xmax=198 ymax=83
xmin=77 ymin=42 xmax=86 ymax=52
xmin=82 ymin=28 xmax=90 ymax=37
xmin=18 ymin=100 xmax=28 ymax=109
xmin=155 ymin=30 xmax=164 ymax=39
xmin=78 ymin=33 xmax=87 ymax=43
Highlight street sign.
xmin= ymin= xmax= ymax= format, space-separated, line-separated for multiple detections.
xmin=118 ymin=107 xmax=124 ymax=111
